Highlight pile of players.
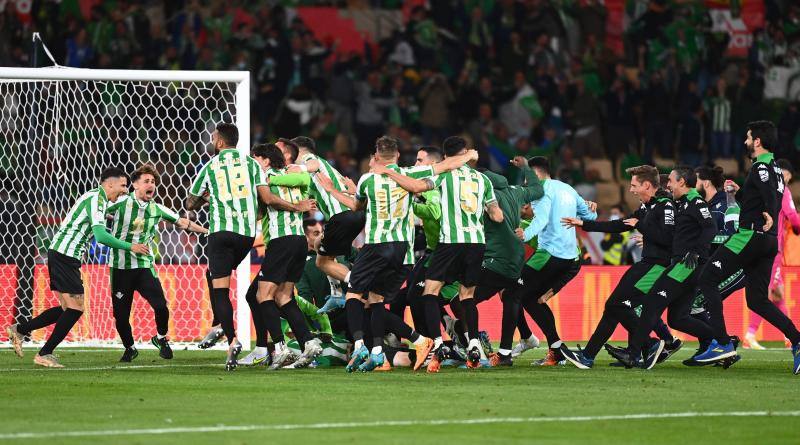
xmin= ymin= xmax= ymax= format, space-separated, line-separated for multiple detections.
xmin=6 ymin=120 xmax=800 ymax=375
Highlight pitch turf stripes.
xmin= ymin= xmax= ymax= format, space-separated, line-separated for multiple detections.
xmin=1 ymin=411 xmax=798 ymax=440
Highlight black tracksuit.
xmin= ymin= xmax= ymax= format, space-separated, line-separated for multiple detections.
xmin=698 ymin=153 xmax=800 ymax=345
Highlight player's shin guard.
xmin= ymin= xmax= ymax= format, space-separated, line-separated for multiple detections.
xmin=279 ymin=299 xmax=313 ymax=348
xmin=17 ymin=306 xmax=64 ymax=336
xmin=210 ymin=288 xmax=236 ymax=344
xmin=39 ymin=308 xmax=82 ymax=356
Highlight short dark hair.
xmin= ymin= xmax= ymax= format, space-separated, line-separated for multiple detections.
xmin=131 ymin=164 xmax=159 ymax=184
xmin=303 ymin=217 xmax=322 ymax=231
xmin=291 ymin=136 xmax=316 ymax=153
xmin=375 ymin=135 xmax=400 ymax=158
xmin=101 ymin=167 xmax=129 ymax=183
xmin=695 ymin=165 xmax=725 ymax=189
xmin=625 ymin=165 xmax=659 ymax=188
xmin=528 ymin=156 xmax=551 ymax=176
xmin=442 ymin=136 xmax=467 ymax=157
xmin=277 ymin=138 xmax=299 ymax=163
xmin=672 ymin=165 xmax=697 ymax=188
xmin=418 ymin=146 xmax=442 ymax=162
xmin=747 ymin=120 xmax=777 ymax=151
xmin=251 ymin=143 xmax=286 ymax=169
xmin=215 ymin=122 xmax=239 ymax=147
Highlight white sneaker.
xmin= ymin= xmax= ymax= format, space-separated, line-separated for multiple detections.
xmin=269 ymin=343 xmax=298 ymax=370
xmin=291 ymin=338 xmax=323 ymax=369
xmin=511 ymin=335 xmax=541 ymax=358
xmin=744 ymin=332 xmax=766 ymax=350
xmin=239 ymin=348 xmax=270 ymax=366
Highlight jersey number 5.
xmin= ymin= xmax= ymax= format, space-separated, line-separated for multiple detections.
xmin=460 ymin=179 xmax=479 ymax=213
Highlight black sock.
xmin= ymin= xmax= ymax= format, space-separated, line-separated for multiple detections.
xmin=247 ymin=284 xmax=268 ymax=347
xmin=422 ymin=294 xmax=441 ymax=338
xmin=259 ymin=300 xmax=284 ymax=344
xmin=410 ymin=300 xmax=428 ymax=337
xmin=370 ymin=303 xmax=387 ymax=350
xmin=384 ymin=310 xmax=415 ymax=341
xmin=345 ymin=299 xmax=365 ymax=342
xmin=17 ymin=306 xmax=64 ymax=336
xmin=280 ymin=299 xmax=312 ymax=348
xmin=153 ymin=305 xmax=169 ymax=337
xmin=211 ymin=288 xmax=236 ymax=344
xmin=462 ymin=298 xmax=479 ymax=342
xmin=500 ymin=296 xmax=520 ymax=350
xmin=206 ymin=271 xmax=219 ymax=326
xmin=653 ymin=319 xmax=674 ymax=343
xmin=517 ymin=310 xmax=533 ymax=339
xmin=39 ymin=308 xmax=82 ymax=356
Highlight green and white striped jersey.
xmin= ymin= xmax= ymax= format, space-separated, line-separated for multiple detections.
xmin=50 ymin=187 xmax=110 ymax=260
xmin=106 ymin=196 xmax=180 ymax=269
xmin=357 ymin=164 xmax=434 ymax=245
xmin=189 ymin=149 xmax=264 ymax=237
xmin=298 ymin=152 xmax=348 ymax=219
xmin=264 ymin=167 xmax=307 ymax=239
xmin=434 ymin=165 xmax=496 ymax=244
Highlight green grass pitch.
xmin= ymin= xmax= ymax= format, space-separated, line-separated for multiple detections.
xmin=1 ymin=343 xmax=798 ymax=445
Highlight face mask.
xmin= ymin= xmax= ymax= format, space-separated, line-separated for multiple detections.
xmin=609 ymin=214 xmax=620 ymax=221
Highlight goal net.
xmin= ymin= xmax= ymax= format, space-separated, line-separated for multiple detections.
xmin=0 ymin=67 xmax=252 ymax=347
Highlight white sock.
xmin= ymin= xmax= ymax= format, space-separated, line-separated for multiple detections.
xmin=253 ymin=346 xmax=268 ymax=355
xmin=371 ymin=346 xmax=383 ymax=355
xmin=550 ymin=340 xmax=563 ymax=349
xmin=433 ymin=337 xmax=443 ymax=348
xmin=498 ymin=348 xmax=512 ymax=355
xmin=463 ymin=332 xmax=470 ymax=342
xmin=344 ymin=271 xmax=351 ymax=283
xmin=354 ymin=339 xmax=364 ymax=350
xmin=157 ymin=334 xmax=166 ymax=340
xmin=468 ymin=338 xmax=481 ymax=350
xmin=275 ymin=341 xmax=286 ymax=352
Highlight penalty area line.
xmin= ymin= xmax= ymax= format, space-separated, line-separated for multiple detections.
xmin=0 ymin=410 xmax=798 ymax=440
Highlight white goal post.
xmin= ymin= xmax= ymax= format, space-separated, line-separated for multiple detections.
xmin=0 ymin=67 xmax=252 ymax=348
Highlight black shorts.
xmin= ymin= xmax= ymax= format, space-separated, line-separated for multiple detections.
xmin=474 ymin=267 xmax=521 ymax=303
xmin=348 ymin=242 xmax=407 ymax=297
xmin=47 ymin=249 xmax=84 ymax=295
xmin=319 ymin=210 xmax=366 ymax=257
xmin=383 ymin=265 xmax=413 ymax=304
xmin=426 ymin=243 xmax=486 ymax=287
xmin=259 ymin=235 xmax=307 ymax=284
xmin=206 ymin=231 xmax=255 ymax=279
xmin=110 ymin=267 xmax=166 ymax=306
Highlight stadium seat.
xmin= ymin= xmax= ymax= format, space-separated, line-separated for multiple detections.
xmin=713 ymin=158 xmax=740 ymax=176
xmin=595 ymin=182 xmax=622 ymax=209
xmin=585 ymin=159 xmax=614 ymax=182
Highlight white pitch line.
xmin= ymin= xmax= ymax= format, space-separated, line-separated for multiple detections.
xmin=0 ymin=363 xmax=222 ymax=373
xmin=0 ymin=410 xmax=797 ymax=440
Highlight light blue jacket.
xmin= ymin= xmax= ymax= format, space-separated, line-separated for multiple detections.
xmin=523 ymin=179 xmax=597 ymax=260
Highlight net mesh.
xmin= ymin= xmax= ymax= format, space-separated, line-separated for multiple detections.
xmin=0 ymin=75 xmax=242 ymax=345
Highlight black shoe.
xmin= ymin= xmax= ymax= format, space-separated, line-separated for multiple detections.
xmin=151 ymin=335 xmax=173 ymax=359
xmin=120 ymin=347 xmax=138 ymax=363
xmin=643 ymin=340 xmax=665 ymax=370
xmin=490 ymin=352 xmax=513 ymax=367
xmin=604 ymin=344 xmax=640 ymax=368
xmin=657 ymin=338 xmax=683 ymax=364
xmin=719 ymin=354 xmax=741 ymax=369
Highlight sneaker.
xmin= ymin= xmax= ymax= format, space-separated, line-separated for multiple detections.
xmin=269 ymin=344 xmax=298 ymax=370
xmin=413 ymin=337 xmax=434 ymax=371
xmin=720 ymin=354 xmax=741 ymax=369
xmin=150 ymin=336 xmax=173 ymax=359
xmin=346 ymin=344 xmax=369 ymax=373
xmin=198 ymin=327 xmax=224 ymax=349
xmin=531 ymin=348 xmax=565 ymax=367
xmin=33 ymin=354 xmax=63 ymax=368
xmin=358 ymin=352 xmax=385 ymax=372
xmin=225 ymin=342 xmax=241 ymax=371
xmin=291 ymin=338 xmax=323 ymax=369
xmin=466 ymin=345 xmax=482 ymax=369
xmin=694 ymin=339 xmax=736 ymax=363
xmin=743 ymin=332 xmax=765 ymax=350
xmin=793 ymin=343 xmax=800 ymax=375
xmin=119 ymin=347 xmax=138 ymax=363
xmin=560 ymin=345 xmax=593 ymax=369
xmin=603 ymin=344 xmax=640 ymax=369
xmin=657 ymin=338 xmax=683 ymax=364
xmin=6 ymin=324 xmax=24 ymax=358
xmin=511 ymin=335 xmax=540 ymax=358
xmin=488 ymin=352 xmax=513 ymax=367
xmin=479 ymin=331 xmax=493 ymax=354
xmin=643 ymin=340 xmax=665 ymax=370
xmin=239 ymin=349 xmax=270 ymax=366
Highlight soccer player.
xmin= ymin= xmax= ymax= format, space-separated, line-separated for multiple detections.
xmin=510 ymin=156 xmax=597 ymax=367
xmin=6 ymin=168 xmax=149 ymax=367
xmin=187 ymin=123 xmax=313 ymax=370
xmin=250 ymin=143 xmax=323 ymax=369
xmin=696 ymin=122 xmax=800 ymax=373
xmin=106 ymin=164 xmax=208 ymax=362
xmin=560 ymin=165 xmax=680 ymax=369
xmin=607 ymin=166 xmax=718 ymax=369
xmin=290 ymin=136 xmax=364 ymax=286
xmin=373 ymin=136 xmax=503 ymax=370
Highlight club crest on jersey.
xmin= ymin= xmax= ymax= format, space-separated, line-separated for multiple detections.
xmin=664 ymin=209 xmax=675 ymax=225
xmin=713 ymin=260 xmax=722 ymax=269
xmin=658 ymin=290 xmax=667 ymax=298
xmin=758 ymin=166 xmax=769 ymax=182
xmin=700 ymin=207 xmax=712 ymax=219
xmin=115 ymin=292 xmax=124 ymax=299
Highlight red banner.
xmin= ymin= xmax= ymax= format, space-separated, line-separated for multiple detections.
xmin=1 ymin=265 xmax=798 ymax=343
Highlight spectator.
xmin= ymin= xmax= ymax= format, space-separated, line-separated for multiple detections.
xmin=706 ymin=78 xmax=732 ymax=159
xmin=418 ymin=70 xmax=454 ymax=144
